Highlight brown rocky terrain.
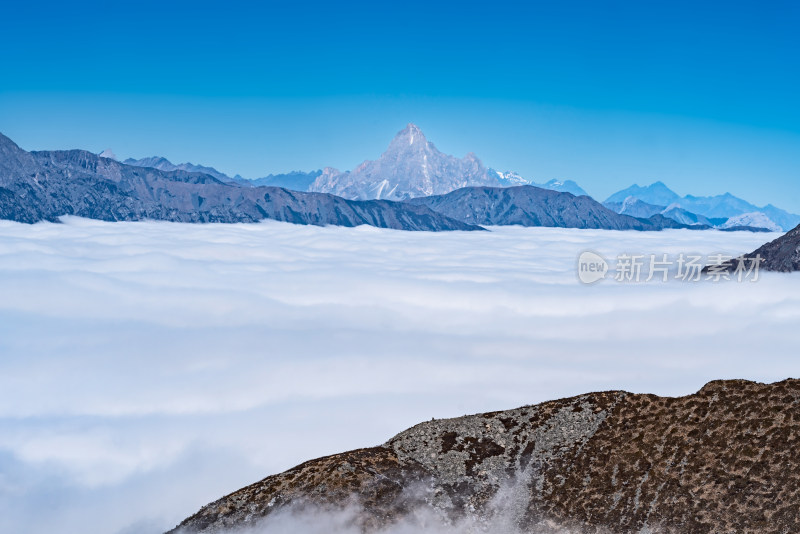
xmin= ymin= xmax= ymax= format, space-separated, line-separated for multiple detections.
xmin=169 ymin=379 xmax=800 ymax=533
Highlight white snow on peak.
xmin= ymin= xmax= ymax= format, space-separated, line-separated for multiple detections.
xmin=720 ymin=212 xmax=782 ymax=232
xmin=99 ymin=148 xmax=117 ymax=160
xmin=621 ymin=196 xmax=640 ymax=209
xmin=375 ymin=179 xmax=390 ymax=199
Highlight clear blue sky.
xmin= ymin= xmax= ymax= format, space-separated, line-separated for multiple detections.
xmin=1 ymin=0 xmax=799 ymax=210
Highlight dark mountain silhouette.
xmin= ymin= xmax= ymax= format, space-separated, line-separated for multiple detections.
xmin=712 ymin=224 xmax=800 ymax=272
xmin=407 ymin=185 xmax=693 ymax=230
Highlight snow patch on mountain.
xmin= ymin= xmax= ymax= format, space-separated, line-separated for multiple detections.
xmin=720 ymin=212 xmax=782 ymax=232
xmin=98 ymin=148 xmax=117 ymax=160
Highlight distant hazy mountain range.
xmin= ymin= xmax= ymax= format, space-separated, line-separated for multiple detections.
xmin=250 ymin=170 xmax=322 ymax=190
xmin=603 ymin=181 xmax=799 ymax=232
xmin=121 ymin=124 xmax=590 ymax=200
xmin=118 ymin=124 xmax=798 ymax=232
xmin=492 ymin=171 xmax=589 ymax=196
xmin=2 ymin=125 xmax=797 ymax=235
xmin=123 ymin=156 xmax=324 ymax=191
xmin=122 ymin=156 xmax=240 ymax=184
xmin=0 ymin=133 xmax=479 ymax=231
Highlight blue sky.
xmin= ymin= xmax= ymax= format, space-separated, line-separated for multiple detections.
xmin=1 ymin=0 xmax=799 ymax=209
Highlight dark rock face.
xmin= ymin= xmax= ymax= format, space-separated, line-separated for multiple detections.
xmin=751 ymin=225 xmax=800 ymax=271
xmin=716 ymin=224 xmax=800 ymax=272
xmin=170 ymin=379 xmax=800 ymax=534
xmin=0 ymin=133 xmax=481 ymax=232
xmin=407 ymin=185 xmax=679 ymax=231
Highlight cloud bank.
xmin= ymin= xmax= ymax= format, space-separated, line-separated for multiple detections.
xmin=0 ymin=218 xmax=796 ymax=533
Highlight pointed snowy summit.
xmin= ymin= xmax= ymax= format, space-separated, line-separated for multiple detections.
xmin=385 ymin=123 xmax=433 ymax=154
xmin=308 ymin=124 xmax=501 ymax=201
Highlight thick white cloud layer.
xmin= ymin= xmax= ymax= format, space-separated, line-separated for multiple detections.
xmin=0 ymin=218 xmax=797 ymax=533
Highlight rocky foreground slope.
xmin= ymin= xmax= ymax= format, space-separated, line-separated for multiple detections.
xmin=169 ymin=379 xmax=800 ymax=534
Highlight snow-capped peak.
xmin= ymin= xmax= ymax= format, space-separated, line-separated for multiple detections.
xmin=720 ymin=212 xmax=782 ymax=232
xmin=98 ymin=148 xmax=117 ymax=160
xmin=392 ymin=123 xmax=426 ymax=148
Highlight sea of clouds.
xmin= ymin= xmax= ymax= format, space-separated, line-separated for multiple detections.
xmin=0 ymin=218 xmax=797 ymax=534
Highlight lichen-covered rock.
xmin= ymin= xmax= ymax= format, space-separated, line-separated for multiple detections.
xmin=169 ymin=379 xmax=800 ymax=534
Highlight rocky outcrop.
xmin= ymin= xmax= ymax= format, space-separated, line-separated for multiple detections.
xmin=169 ymin=379 xmax=800 ymax=534
xmin=714 ymin=224 xmax=800 ymax=272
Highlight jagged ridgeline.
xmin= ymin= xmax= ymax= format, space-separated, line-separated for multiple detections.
xmin=169 ymin=379 xmax=800 ymax=534
xmin=0 ymin=130 xmax=740 ymax=232
xmin=0 ymin=133 xmax=480 ymax=231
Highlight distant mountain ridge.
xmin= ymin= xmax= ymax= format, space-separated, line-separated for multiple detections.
xmin=123 ymin=156 xmax=239 ymax=184
xmin=124 ymin=155 xmax=323 ymax=191
xmin=603 ymin=198 xmax=740 ymax=230
xmin=0 ymin=131 xmax=708 ymax=233
xmin=0 ymin=133 xmax=480 ymax=231
xmin=492 ymin=171 xmax=589 ymax=197
xmin=251 ymin=170 xmax=322 ymax=190
xmin=408 ymin=186 xmax=694 ymax=231
xmin=603 ymin=197 xmax=664 ymax=219
xmin=117 ymin=127 xmax=797 ymax=232
xmin=605 ymin=181 xmax=800 ymax=231
xmin=606 ymin=181 xmax=681 ymax=206
xmin=538 ymin=178 xmax=588 ymax=196
xmin=3 ymin=127 xmax=796 ymax=234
